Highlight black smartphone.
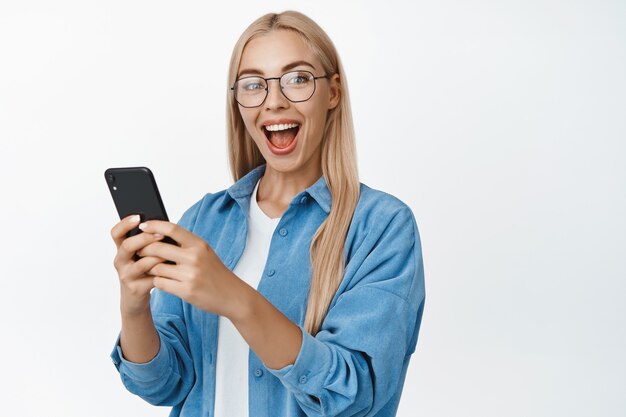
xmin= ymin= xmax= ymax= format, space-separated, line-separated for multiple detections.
xmin=105 ymin=166 xmax=177 ymax=264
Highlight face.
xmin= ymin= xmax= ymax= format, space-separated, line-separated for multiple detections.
xmin=236 ymin=29 xmax=340 ymax=175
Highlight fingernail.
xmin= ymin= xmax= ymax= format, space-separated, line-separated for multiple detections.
xmin=154 ymin=233 xmax=163 ymax=239
xmin=138 ymin=222 xmax=147 ymax=230
xmin=129 ymin=215 xmax=140 ymax=223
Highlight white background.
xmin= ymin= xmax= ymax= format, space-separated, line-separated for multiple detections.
xmin=0 ymin=1 xmax=624 ymax=416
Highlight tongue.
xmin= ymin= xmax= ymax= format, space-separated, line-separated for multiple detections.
xmin=269 ymin=127 xmax=297 ymax=149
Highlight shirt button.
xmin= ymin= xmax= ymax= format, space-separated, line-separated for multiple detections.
xmin=300 ymin=196 xmax=308 ymax=204
xmin=254 ymin=368 xmax=264 ymax=377
xmin=267 ymin=269 xmax=275 ymax=277
xmin=279 ymin=228 xmax=288 ymax=237
xmin=299 ymin=375 xmax=308 ymax=384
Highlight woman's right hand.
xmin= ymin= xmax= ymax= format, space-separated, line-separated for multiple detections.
xmin=111 ymin=214 xmax=166 ymax=316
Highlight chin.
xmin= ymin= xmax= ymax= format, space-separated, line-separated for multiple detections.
xmin=265 ymin=158 xmax=301 ymax=171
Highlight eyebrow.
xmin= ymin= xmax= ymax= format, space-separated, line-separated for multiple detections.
xmin=237 ymin=60 xmax=317 ymax=78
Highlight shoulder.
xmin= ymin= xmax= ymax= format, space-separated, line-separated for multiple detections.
xmin=343 ymin=182 xmax=421 ymax=270
xmin=339 ymin=182 xmax=424 ymax=304
xmin=176 ymin=189 xmax=234 ymax=231
xmin=353 ymin=182 xmax=418 ymax=233
xmin=357 ymin=182 xmax=412 ymax=211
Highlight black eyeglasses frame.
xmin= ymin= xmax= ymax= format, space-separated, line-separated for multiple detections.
xmin=230 ymin=70 xmax=329 ymax=108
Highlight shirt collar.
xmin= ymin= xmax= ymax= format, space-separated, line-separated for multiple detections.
xmin=226 ymin=163 xmax=331 ymax=214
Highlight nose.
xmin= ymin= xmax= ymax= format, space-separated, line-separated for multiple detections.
xmin=264 ymin=79 xmax=289 ymax=110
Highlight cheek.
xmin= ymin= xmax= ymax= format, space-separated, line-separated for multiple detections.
xmin=239 ymin=110 xmax=259 ymax=136
xmin=306 ymin=104 xmax=329 ymax=135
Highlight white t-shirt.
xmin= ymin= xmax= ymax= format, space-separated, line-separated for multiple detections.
xmin=214 ymin=176 xmax=281 ymax=417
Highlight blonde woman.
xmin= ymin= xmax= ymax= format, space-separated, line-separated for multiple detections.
xmin=110 ymin=10 xmax=425 ymax=417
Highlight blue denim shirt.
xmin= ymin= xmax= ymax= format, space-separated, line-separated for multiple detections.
xmin=111 ymin=163 xmax=425 ymax=417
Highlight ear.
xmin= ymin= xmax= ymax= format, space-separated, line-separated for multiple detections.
xmin=327 ymin=73 xmax=341 ymax=110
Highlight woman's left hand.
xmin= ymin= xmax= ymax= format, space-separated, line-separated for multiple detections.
xmin=135 ymin=220 xmax=241 ymax=318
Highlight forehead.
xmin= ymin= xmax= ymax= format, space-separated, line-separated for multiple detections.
xmin=238 ymin=29 xmax=321 ymax=76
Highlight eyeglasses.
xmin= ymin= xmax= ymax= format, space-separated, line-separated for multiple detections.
xmin=231 ymin=70 xmax=328 ymax=108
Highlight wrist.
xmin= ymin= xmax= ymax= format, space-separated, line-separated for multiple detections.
xmin=224 ymin=272 xmax=257 ymax=325
xmin=120 ymin=297 xmax=152 ymax=318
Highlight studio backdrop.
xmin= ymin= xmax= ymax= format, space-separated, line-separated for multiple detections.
xmin=0 ymin=1 xmax=624 ymax=416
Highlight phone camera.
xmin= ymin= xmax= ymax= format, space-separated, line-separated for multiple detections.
xmin=107 ymin=174 xmax=116 ymax=183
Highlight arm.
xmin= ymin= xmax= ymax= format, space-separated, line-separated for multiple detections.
xmin=119 ymin=304 xmax=159 ymax=364
xmin=111 ymin=288 xmax=196 ymax=406
xmin=229 ymin=205 xmax=426 ymax=416
xmin=229 ymin=280 xmax=303 ymax=371
xmin=110 ymin=198 xmax=204 ymax=405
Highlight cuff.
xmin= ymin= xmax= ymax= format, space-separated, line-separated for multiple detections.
xmin=110 ymin=332 xmax=171 ymax=383
xmin=265 ymin=324 xmax=332 ymax=394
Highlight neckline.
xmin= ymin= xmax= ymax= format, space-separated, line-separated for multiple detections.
xmin=226 ymin=163 xmax=332 ymax=214
xmin=250 ymin=177 xmax=282 ymax=223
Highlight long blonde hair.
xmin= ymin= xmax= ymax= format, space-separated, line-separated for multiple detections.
xmin=226 ymin=11 xmax=360 ymax=336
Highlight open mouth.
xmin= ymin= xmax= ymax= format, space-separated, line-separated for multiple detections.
xmin=263 ymin=123 xmax=300 ymax=149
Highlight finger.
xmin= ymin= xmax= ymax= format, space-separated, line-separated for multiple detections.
xmin=153 ymin=275 xmax=183 ymax=298
xmin=137 ymin=241 xmax=186 ymax=265
xmin=114 ymin=232 xmax=165 ymax=269
xmin=120 ymin=277 xmax=154 ymax=305
xmin=147 ymin=262 xmax=182 ymax=282
xmin=110 ymin=214 xmax=142 ymax=249
xmin=137 ymin=220 xmax=197 ymax=248
xmin=130 ymin=255 xmax=168 ymax=277
xmin=121 ymin=275 xmax=155 ymax=298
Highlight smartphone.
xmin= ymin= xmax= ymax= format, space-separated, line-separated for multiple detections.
xmin=104 ymin=166 xmax=177 ymax=264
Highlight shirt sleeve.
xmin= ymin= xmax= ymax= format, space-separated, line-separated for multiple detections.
xmin=266 ymin=205 xmax=426 ymax=416
xmin=110 ymin=196 xmax=205 ymax=406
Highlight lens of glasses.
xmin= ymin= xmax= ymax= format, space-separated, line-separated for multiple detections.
xmin=233 ymin=71 xmax=317 ymax=108
xmin=234 ymin=77 xmax=267 ymax=108
xmin=280 ymin=71 xmax=316 ymax=102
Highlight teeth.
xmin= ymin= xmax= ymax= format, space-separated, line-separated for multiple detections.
xmin=265 ymin=123 xmax=300 ymax=132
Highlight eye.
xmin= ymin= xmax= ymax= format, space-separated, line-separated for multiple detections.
xmin=284 ymin=72 xmax=312 ymax=86
xmin=244 ymin=82 xmax=264 ymax=91
xmin=239 ymin=78 xmax=266 ymax=92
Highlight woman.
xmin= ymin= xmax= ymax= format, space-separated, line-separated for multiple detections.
xmin=110 ymin=10 xmax=425 ymax=417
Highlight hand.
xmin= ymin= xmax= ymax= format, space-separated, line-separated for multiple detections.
xmin=135 ymin=220 xmax=240 ymax=318
xmin=110 ymin=214 xmax=167 ymax=316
